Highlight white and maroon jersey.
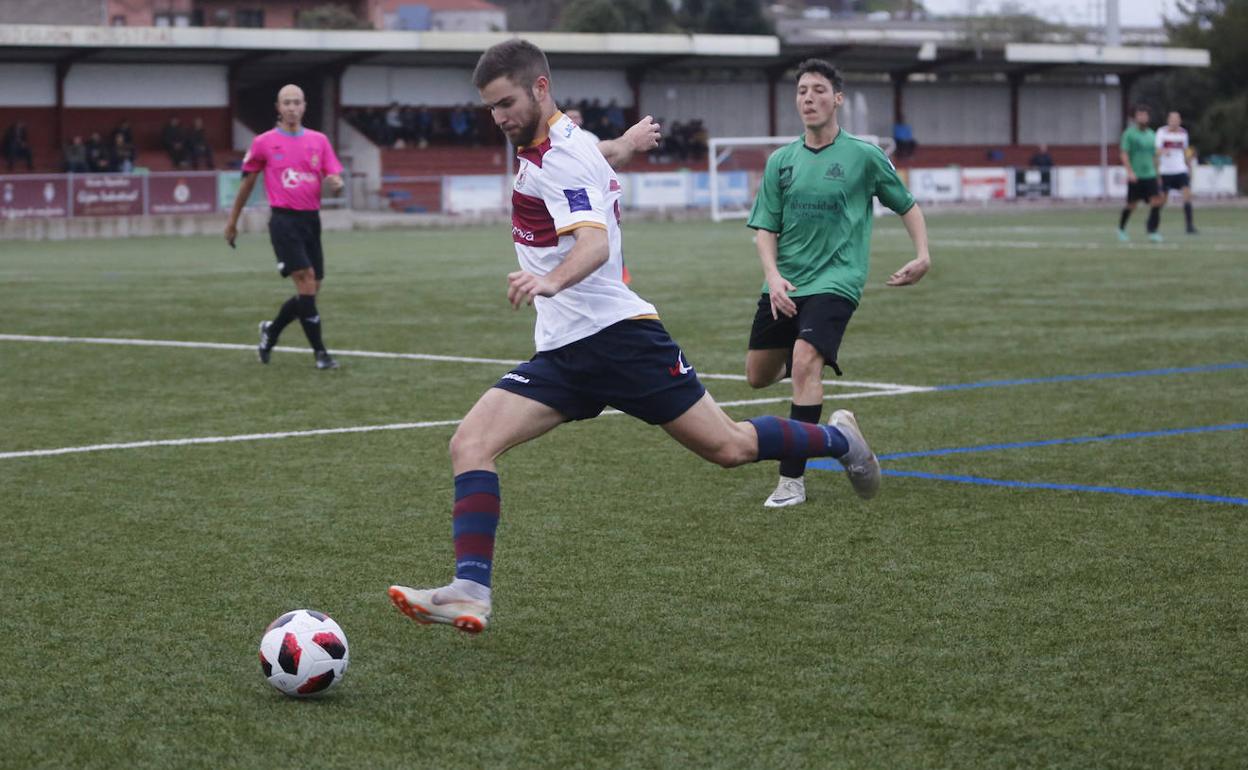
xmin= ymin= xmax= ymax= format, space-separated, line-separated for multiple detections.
xmin=1155 ymin=126 xmax=1191 ymax=176
xmin=242 ymin=127 xmax=342 ymax=211
xmin=512 ymin=111 xmax=655 ymax=351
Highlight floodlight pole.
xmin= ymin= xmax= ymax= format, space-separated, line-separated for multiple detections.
xmin=1105 ymin=0 xmax=1121 ymax=46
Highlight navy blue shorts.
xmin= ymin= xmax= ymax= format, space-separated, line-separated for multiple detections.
xmin=1161 ymin=172 xmax=1190 ymax=191
xmin=492 ymin=319 xmax=707 ymax=425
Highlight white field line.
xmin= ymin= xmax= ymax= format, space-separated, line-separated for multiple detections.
xmin=0 ymin=386 xmax=935 ymax=461
xmin=0 ymin=333 xmax=915 ymax=390
xmin=905 ymin=238 xmax=1248 ymax=253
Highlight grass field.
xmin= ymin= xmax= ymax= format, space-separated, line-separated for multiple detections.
xmin=2 ymin=206 xmax=1246 ymax=769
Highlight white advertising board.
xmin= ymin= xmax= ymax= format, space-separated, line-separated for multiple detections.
xmin=443 ymin=175 xmax=508 ymax=214
xmin=908 ymin=168 xmax=961 ymax=202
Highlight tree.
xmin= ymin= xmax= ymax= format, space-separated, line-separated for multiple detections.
xmin=702 ymin=0 xmax=773 ymax=35
xmin=1135 ymin=0 xmax=1248 ymax=158
xmin=557 ymin=0 xmax=630 ymax=32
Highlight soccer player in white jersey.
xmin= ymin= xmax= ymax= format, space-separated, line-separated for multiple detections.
xmin=387 ymin=39 xmax=883 ymax=634
xmin=1155 ymin=111 xmax=1198 ymax=234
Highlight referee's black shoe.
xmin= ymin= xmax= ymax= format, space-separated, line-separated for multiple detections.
xmin=315 ymin=350 xmax=340 ymax=370
xmin=257 ymin=321 xmax=274 ymax=364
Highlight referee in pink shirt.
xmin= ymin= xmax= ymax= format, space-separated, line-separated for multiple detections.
xmin=225 ymin=84 xmax=345 ymax=370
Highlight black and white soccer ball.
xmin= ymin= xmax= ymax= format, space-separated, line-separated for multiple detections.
xmin=258 ymin=609 xmax=349 ymax=697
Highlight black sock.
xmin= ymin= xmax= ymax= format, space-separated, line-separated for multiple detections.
xmin=268 ymin=296 xmax=300 ymax=343
xmin=1118 ymin=208 xmax=1132 ymax=230
xmin=779 ymin=402 xmax=823 ymax=479
xmin=1184 ymin=202 xmax=1193 ymax=229
xmin=1146 ymin=206 xmax=1161 ymax=233
xmin=296 ymin=294 xmax=326 ymax=353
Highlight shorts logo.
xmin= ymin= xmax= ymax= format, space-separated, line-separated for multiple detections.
xmin=668 ymin=350 xmax=693 ymax=377
xmin=502 ymin=372 xmax=530 ymax=384
xmin=563 ymin=188 xmax=591 ymax=212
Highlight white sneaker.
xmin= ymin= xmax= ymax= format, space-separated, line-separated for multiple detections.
xmin=764 ymin=476 xmax=807 ymax=508
xmin=387 ymin=584 xmax=490 ymax=634
xmin=829 ymin=410 xmax=881 ymax=500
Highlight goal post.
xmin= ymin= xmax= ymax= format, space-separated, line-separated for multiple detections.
xmin=707 ymin=134 xmax=895 ymax=222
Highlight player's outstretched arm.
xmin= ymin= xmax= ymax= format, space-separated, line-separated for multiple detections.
xmin=597 ymin=116 xmax=661 ymax=169
xmin=507 ymin=226 xmax=609 ymax=309
xmin=224 ymin=172 xmax=260 ymax=248
xmin=887 ymin=204 xmax=931 ymax=286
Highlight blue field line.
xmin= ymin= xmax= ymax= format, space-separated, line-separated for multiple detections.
xmin=877 ymin=469 xmax=1248 ymax=507
xmin=934 ymin=361 xmax=1248 ymax=392
xmin=875 ymin=422 xmax=1248 ymax=462
xmin=805 ymin=422 xmax=1248 ymax=506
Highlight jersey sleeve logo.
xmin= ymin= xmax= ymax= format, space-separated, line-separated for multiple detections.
xmin=563 ymin=188 xmax=591 ymax=212
xmin=779 ymin=165 xmax=794 ymax=190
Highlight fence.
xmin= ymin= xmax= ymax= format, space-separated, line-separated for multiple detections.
xmin=0 ymin=170 xmax=351 ymax=220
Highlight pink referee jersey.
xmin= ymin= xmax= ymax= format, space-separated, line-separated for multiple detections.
xmin=242 ymin=127 xmax=343 ymax=211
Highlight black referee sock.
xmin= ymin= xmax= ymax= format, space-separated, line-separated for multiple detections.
xmin=268 ymin=295 xmax=300 ymax=343
xmin=1146 ymin=206 xmax=1161 ymax=234
xmin=1118 ymin=208 xmax=1132 ymax=230
xmin=296 ymin=294 xmax=326 ymax=353
xmin=1184 ymin=202 xmax=1194 ymax=230
xmin=779 ymin=402 xmax=823 ymax=479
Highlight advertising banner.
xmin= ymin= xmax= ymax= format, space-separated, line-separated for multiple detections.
xmin=149 ymin=174 xmax=218 ymax=214
xmin=0 ymin=176 xmax=69 ymax=219
xmin=72 ymin=174 xmax=143 ymax=216
xmin=1192 ymin=164 xmax=1238 ymax=196
xmin=690 ymin=170 xmax=751 ymax=208
xmin=1054 ymin=166 xmax=1105 ymax=199
xmin=908 ymin=168 xmax=961 ymax=202
xmin=1014 ymin=168 xmax=1053 ymax=199
xmin=961 ymin=168 xmax=1012 ymax=200
xmin=443 ymin=174 xmax=508 ymax=214
xmin=218 ymin=171 xmax=267 ymax=211
xmin=626 ymin=171 xmax=689 ymax=210
xmin=1104 ymin=166 xmax=1128 ymax=199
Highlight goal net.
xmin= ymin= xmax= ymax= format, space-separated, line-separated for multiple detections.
xmin=707 ymin=135 xmax=895 ymax=222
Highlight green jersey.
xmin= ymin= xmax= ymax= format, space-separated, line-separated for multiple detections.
xmin=747 ymin=130 xmax=915 ymax=305
xmin=1120 ymin=124 xmax=1157 ymax=179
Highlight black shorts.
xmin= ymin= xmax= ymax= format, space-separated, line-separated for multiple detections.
xmin=269 ymin=207 xmax=324 ymax=279
xmin=1160 ymin=172 xmax=1190 ymax=191
xmin=1126 ymin=178 xmax=1160 ymax=203
xmin=748 ymin=292 xmax=856 ymax=374
xmin=492 ymin=319 xmax=707 ymax=425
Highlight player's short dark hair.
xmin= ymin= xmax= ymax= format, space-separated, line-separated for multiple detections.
xmin=1132 ymin=103 xmax=1151 ymax=114
xmin=472 ymin=39 xmax=551 ymax=91
xmin=795 ymin=59 xmax=844 ymax=92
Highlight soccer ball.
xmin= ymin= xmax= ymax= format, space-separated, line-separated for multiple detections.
xmin=258 ymin=609 xmax=349 ymax=697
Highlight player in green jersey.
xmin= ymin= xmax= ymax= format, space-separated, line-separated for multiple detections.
xmin=1117 ymin=104 xmax=1164 ymax=243
xmin=744 ymin=59 xmax=931 ymax=508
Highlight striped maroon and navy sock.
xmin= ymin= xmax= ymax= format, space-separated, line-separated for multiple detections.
xmin=452 ymin=470 xmax=500 ymax=589
xmin=747 ymin=415 xmax=849 ymax=462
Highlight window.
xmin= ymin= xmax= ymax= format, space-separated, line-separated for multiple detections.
xmin=236 ymin=9 xmax=265 ymax=27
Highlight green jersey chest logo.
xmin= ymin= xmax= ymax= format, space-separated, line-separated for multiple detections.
xmin=778 ymin=165 xmax=793 ymax=190
xmin=824 ymin=163 xmax=845 ymax=181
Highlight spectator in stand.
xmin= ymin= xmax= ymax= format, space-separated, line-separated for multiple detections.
xmin=188 ymin=117 xmax=214 ymax=169
xmin=385 ymin=102 xmax=403 ymax=147
xmin=112 ymin=120 xmax=134 ymax=149
xmin=163 ymin=117 xmax=189 ymax=168
xmin=667 ymin=120 xmax=688 ymax=161
xmin=1029 ymin=143 xmax=1055 ymax=169
xmin=414 ymin=105 xmax=433 ymax=148
xmin=566 ymin=107 xmax=599 ymax=141
xmin=605 ymin=99 xmax=626 ymax=136
xmin=64 ymin=135 xmax=88 ymax=173
xmin=893 ymin=114 xmax=917 ymax=159
xmin=688 ymin=119 xmax=709 ymax=161
xmin=449 ymin=105 xmax=472 ymax=145
xmin=3 ymin=121 xmax=34 ymax=172
xmin=86 ymin=132 xmax=111 ymax=173
xmin=109 ymin=133 xmax=136 ymax=173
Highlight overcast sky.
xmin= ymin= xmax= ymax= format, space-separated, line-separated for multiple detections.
xmin=920 ymin=0 xmax=1180 ymax=28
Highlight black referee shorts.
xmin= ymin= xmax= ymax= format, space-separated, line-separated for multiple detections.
xmin=268 ymin=207 xmax=324 ymax=279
